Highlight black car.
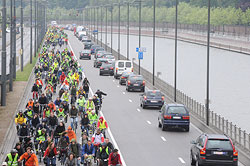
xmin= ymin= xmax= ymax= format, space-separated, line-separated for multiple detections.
xmin=94 ymin=47 xmax=105 ymax=56
xmin=79 ymin=50 xmax=91 ymax=60
xmin=99 ymin=63 xmax=114 ymax=76
xmin=93 ymin=58 xmax=108 ymax=68
xmin=83 ymin=40 xmax=93 ymax=49
xmin=190 ymin=134 xmax=238 ymax=166
xmin=140 ymin=90 xmax=164 ymax=109
xmin=126 ymin=75 xmax=145 ymax=92
xmin=158 ymin=104 xmax=190 ymax=131
xmin=90 ymin=45 xmax=100 ymax=54
xmin=119 ymin=72 xmax=133 ymax=85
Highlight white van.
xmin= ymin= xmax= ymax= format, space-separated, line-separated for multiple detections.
xmin=114 ymin=60 xmax=133 ymax=79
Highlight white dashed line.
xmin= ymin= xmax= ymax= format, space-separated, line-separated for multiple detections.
xmin=122 ymin=92 xmax=125 ymax=95
xmin=146 ymin=120 xmax=152 ymax=125
xmin=178 ymin=157 xmax=186 ymax=164
xmin=129 ymin=99 xmax=132 ymax=102
xmin=161 ymin=136 xmax=167 ymax=142
xmin=137 ymin=108 xmax=141 ymax=112
xmin=113 ymin=80 xmax=115 ymax=82
xmin=117 ymin=85 xmax=120 ymax=88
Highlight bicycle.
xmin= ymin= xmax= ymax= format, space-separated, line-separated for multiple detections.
xmin=70 ymin=116 xmax=77 ymax=133
xmin=88 ymin=120 xmax=97 ymax=137
xmin=85 ymin=155 xmax=94 ymax=166
xmin=60 ymin=148 xmax=67 ymax=166
xmin=37 ymin=141 xmax=45 ymax=163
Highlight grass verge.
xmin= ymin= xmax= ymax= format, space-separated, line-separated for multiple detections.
xmin=15 ymin=56 xmax=38 ymax=81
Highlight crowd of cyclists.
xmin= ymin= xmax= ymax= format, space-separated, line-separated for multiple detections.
xmin=4 ymin=27 xmax=123 ymax=166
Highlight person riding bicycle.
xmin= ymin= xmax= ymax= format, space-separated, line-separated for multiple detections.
xmin=47 ymin=112 xmax=58 ymax=134
xmin=76 ymin=95 xmax=86 ymax=116
xmin=48 ymin=100 xmax=56 ymax=112
xmin=96 ymin=143 xmax=112 ymax=166
xmin=34 ymin=128 xmax=47 ymax=153
xmin=43 ymin=142 xmax=58 ymax=166
xmin=93 ymin=94 xmax=101 ymax=115
xmin=57 ymin=132 xmax=69 ymax=161
xmin=97 ymin=117 xmax=108 ymax=138
xmin=80 ymin=114 xmax=90 ymax=135
xmin=61 ymin=90 xmax=70 ymax=103
xmin=54 ymin=97 xmax=62 ymax=108
xmin=57 ymin=105 xmax=67 ymax=122
xmin=5 ymin=149 xmax=19 ymax=166
xmin=70 ymin=85 xmax=77 ymax=104
xmin=95 ymin=89 xmax=107 ymax=104
xmin=26 ymin=99 xmax=34 ymax=109
xmin=43 ymin=107 xmax=52 ymax=119
xmin=83 ymin=83 xmax=89 ymax=99
xmin=19 ymin=147 xmax=39 ymax=166
xmin=68 ymin=139 xmax=81 ymax=166
xmin=91 ymin=129 xmax=104 ymax=158
xmin=18 ymin=123 xmax=30 ymax=143
xmin=66 ymin=126 xmax=77 ymax=142
xmin=69 ymin=105 xmax=79 ymax=130
xmin=85 ymin=97 xmax=95 ymax=111
xmin=82 ymin=140 xmax=95 ymax=165
xmin=77 ymin=86 xmax=85 ymax=98
xmin=38 ymin=93 xmax=48 ymax=109
xmin=108 ymin=149 xmax=122 ymax=166
xmin=15 ymin=111 xmax=27 ymax=131
xmin=31 ymin=83 xmax=39 ymax=100
xmin=88 ymin=110 xmax=98 ymax=128
xmin=24 ymin=106 xmax=33 ymax=126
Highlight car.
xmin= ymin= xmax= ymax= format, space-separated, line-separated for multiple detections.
xmin=126 ymin=75 xmax=145 ymax=92
xmin=190 ymin=134 xmax=238 ymax=166
xmin=103 ymin=54 xmax=115 ymax=64
xmin=140 ymin=90 xmax=164 ymax=109
xmin=90 ymin=45 xmax=100 ymax=54
xmin=95 ymin=51 xmax=107 ymax=59
xmin=83 ymin=40 xmax=93 ymax=49
xmin=114 ymin=60 xmax=133 ymax=79
xmin=99 ymin=63 xmax=114 ymax=76
xmin=119 ymin=72 xmax=133 ymax=85
xmin=93 ymin=58 xmax=108 ymax=68
xmin=94 ymin=47 xmax=105 ymax=56
xmin=79 ymin=50 xmax=91 ymax=60
xmin=158 ymin=104 xmax=190 ymax=131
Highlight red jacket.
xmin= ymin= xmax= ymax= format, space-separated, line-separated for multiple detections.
xmin=108 ymin=152 xmax=122 ymax=165
xmin=44 ymin=147 xmax=58 ymax=157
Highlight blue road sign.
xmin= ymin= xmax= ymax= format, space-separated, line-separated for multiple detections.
xmin=136 ymin=47 xmax=139 ymax=52
xmin=138 ymin=52 xmax=143 ymax=60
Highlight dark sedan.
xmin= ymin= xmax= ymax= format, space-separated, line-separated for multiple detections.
xmin=119 ymin=72 xmax=133 ymax=85
xmin=158 ymin=104 xmax=190 ymax=131
xmin=126 ymin=75 xmax=145 ymax=92
xmin=140 ymin=90 xmax=164 ymax=109
xmin=79 ymin=50 xmax=91 ymax=60
xmin=99 ymin=63 xmax=114 ymax=76
xmin=90 ymin=45 xmax=100 ymax=54
xmin=93 ymin=58 xmax=108 ymax=68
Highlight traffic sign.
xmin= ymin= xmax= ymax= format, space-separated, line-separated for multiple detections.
xmin=138 ymin=52 xmax=143 ymax=60
xmin=136 ymin=47 xmax=139 ymax=52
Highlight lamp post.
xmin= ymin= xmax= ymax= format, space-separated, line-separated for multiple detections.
xmin=174 ymin=0 xmax=178 ymax=102
xmin=9 ymin=0 xmax=13 ymax=91
xmin=101 ymin=6 xmax=103 ymax=47
xmin=97 ymin=7 xmax=99 ymax=44
xmin=111 ymin=5 xmax=113 ymax=53
xmin=34 ymin=0 xmax=37 ymax=57
xmin=21 ymin=0 xmax=24 ymax=71
xmin=127 ymin=2 xmax=130 ymax=60
xmin=13 ymin=0 xmax=16 ymax=79
xmin=206 ymin=0 xmax=211 ymax=126
xmin=153 ymin=0 xmax=156 ymax=85
xmin=118 ymin=3 xmax=121 ymax=60
xmin=105 ymin=6 xmax=108 ymax=49
xmin=30 ymin=0 xmax=33 ymax=64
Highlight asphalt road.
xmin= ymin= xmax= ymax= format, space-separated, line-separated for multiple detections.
xmin=67 ymin=31 xmax=247 ymax=166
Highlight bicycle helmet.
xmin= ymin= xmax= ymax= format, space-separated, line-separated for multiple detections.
xmin=91 ymin=110 xmax=95 ymax=114
xmin=10 ymin=149 xmax=18 ymax=153
xmin=101 ymin=143 xmax=107 ymax=146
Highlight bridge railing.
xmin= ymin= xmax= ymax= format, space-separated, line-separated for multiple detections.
xmin=89 ymin=34 xmax=250 ymax=154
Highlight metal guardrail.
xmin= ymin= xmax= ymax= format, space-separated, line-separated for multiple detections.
xmin=90 ymin=34 xmax=250 ymax=154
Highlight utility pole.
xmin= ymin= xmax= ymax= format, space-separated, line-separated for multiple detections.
xmin=34 ymin=0 xmax=37 ymax=57
xmin=13 ymin=0 xmax=16 ymax=79
xmin=138 ymin=0 xmax=142 ymax=74
xmin=127 ymin=2 xmax=130 ymax=60
xmin=1 ymin=0 xmax=7 ymax=106
xmin=101 ymin=6 xmax=103 ymax=47
xmin=118 ymin=3 xmax=120 ymax=60
xmin=9 ymin=0 xmax=13 ymax=91
xmin=30 ymin=0 xmax=33 ymax=64
xmin=21 ymin=0 xmax=24 ymax=71
xmin=174 ymin=0 xmax=178 ymax=102
xmin=105 ymin=6 xmax=107 ymax=49
xmin=111 ymin=5 xmax=113 ymax=53
xmin=153 ymin=0 xmax=155 ymax=85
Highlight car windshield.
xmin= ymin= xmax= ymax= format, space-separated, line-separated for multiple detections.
xmin=101 ymin=63 xmax=112 ymax=68
xmin=81 ymin=50 xmax=90 ymax=53
xmin=105 ymin=55 xmax=114 ymax=59
xmin=130 ymin=76 xmax=143 ymax=81
xmin=146 ymin=91 xmax=162 ymax=97
xmin=97 ymin=48 xmax=104 ymax=51
xmin=206 ymin=139 xmax=233 ymax=150
xmin=167 ymin=106 xmax=187 ymax=114
xmin=126 ymin=62 xmax=132 ymax=67
xmin=91 ymin=45 xmax=99 ymax=49
xmin=118 ymin=62 xmax=124 ymax=67
xmin=122 ymin=72 xmax=131 ymax=76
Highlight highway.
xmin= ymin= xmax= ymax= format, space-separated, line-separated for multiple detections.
xmin=67 ymin=31 xmax=245 ymax=166
xmin=99 ymin=32 xmax=250 ymax=133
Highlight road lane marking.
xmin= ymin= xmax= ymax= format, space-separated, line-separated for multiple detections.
xmin=129 ymin=99 xmax=132 ymax=102
xmin=137 ymin=108 xmax=141 ymax=112
xmin=68 ymin=40 xmax=127 ymax=166
xmin=113 ymin=80 xmax=115 ymax=82
xmin=147 ymin=120 xmax=152 ymax=125
xmin=178 ymin=157 xmax=185 ymax=164
xmin=117 ymin=85 xmax=120 ymax=88
xmin=161 ymin=136 xmax=166 ymax=142
xmin=122 ymin=92 xmax=125 ymax=95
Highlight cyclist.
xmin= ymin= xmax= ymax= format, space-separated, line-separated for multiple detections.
xmin=69 ymin=105 xmax=78 ymax=130
xmin=31 ymin=83 xmax=39 ymax=100
xmin=18 ymin=147 xmax=39 ymax=166
xmin=85 ymin=97 xmax=95 ymax=111
xmin=57 ymin=132 xmax=69 ymax=161
xmin=61 ymin=90 xmax=70 ymax=103
xmin=65 ymin=153 xmax=77 ymax=166
xmin=26 ymin=99 xmax=34 ymax=109
xmin=33 ymin=102 xmax=40 ymax=116
xmin=93 ymin=94 xmax=100 ymax=115
xmin=70 ymin=85 xmax=77 ymax=104
xmin=68 ymin=139 xmax=81 ymax=166
xmin=83 ymin=83 xmax=89 ymax=99
xmin=108 ymin=149 xmax=122 ymax=166
xmin=23 ymin=138 xmax=34 ymax=152
xmin=60 ymin=72 xmax=66 ymax=84
xmin=48 ymin=100 xmax=56 ymax=112
xmin=15 ymin=111 xmax=27 ymax=131
xmin=86 ymin=107 xmax=93 ymax=116
xmin=31 ymin=114 xmax=40 ymax=136
xmin=95 ymin=89 xmax=107 ymax=104
xmin=38 ymin=93 xmax=48 ymax=112
xmin=66 ymin=126 xmax=76 ymax=142
xmin=24 ymin=106 xmax=33 ymax=127
xmin=54 ymin=97 xmax=62 ymax=108
xmin=54 ymin=121 xmax=65 ymax=146
xmin=15 ymin=142 xmax=24 ymax=158
xmin=76 ymin=95 xmax=86 ymax=117
xmin=96 ymin=143 xmax=112 ymax=166
xmin=80 ymin=114 xmax=90 ymax=135
xmin=82 ymin=140 xmax=95 ymax=165
xmin=47 ymin=112 xmax=58 ymax=135
xmin=104 ymin=138 xmax=114 ymax=152
xmin=5 ymin=149 xmax=19 ymax=166
xmin=97 ymin=117 xmax=108 ymax=138
xmin=34 ymin=128 xmax=47 ymax=154
xmin=43 ymin=107 xmax=52 ymax=119
xmin=77 ymin=86 xmax=85 ymax=98
xmin=57 ymin=105 xmax=67 ymax=122
xmin=91 ymin=129 xmax=104 ymax=155
xmin=43 ymin=142 xmax=58 ymax=166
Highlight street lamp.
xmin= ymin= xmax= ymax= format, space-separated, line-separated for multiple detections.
xmin=30 ymin=0 xmax=33 ymax=64
xmin=21 ymin=0 xmax=24 ymax=71
xmin=153 ymin=0 xmax=156 ymax=85
xmin=174 ymin=0 xmax=178 ymax=102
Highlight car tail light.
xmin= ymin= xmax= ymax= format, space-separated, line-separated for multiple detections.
xmin=110 ymin=67 xmax=114 ymax=70
xmin=200 ymin=148 xmax=206 ymax=155
xmin=142 ymin=81 xmax=145 ymax=86
xmin=121 ymin=76 xmax=125 ymax=79
xmin=116 ymin=68 xmax=118 ymax=72
xmin=161 ymin=96 xmax=164 ymax=100
xmin=100 ymin=67 xmax=104 ymax=69
xmin=131 ymin=68 xmax=134 ymax=72
xmin=91 ymin=49 xmax=93 ymax=51
xmin=89 ymin=54 xmax=91 ymax=56
xmin=144 ymin=96 xmax=147 ymax=100
xmin=182 ymin=116 xmax=190 ymax=120
xmin=127 ymin=80 xmax=131 ymax=85
xmin=233 ymin=149 xmax=238 ymax=156
xmin=164 ymin=115 xmax=172 ymax=119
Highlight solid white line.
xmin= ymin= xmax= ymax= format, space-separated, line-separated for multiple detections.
xmin=68 ymin=40 xmax=127 ymax=166
xmin=178 ymin=157 xmax=186 ymax=164
xmin=161 ymin=136 xmax=167 ymax=142
xmin=137 ymin=108 xmax=141 ymax=112
xmin=147 ymin=120 xmax=152 ymax=125
xmin=129 ymin=99 xmax=132 ymax=102
xmin=122 ymin=92 xmax=125 ymax=95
